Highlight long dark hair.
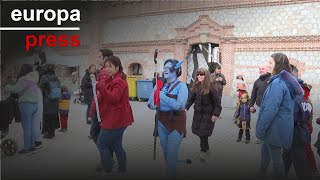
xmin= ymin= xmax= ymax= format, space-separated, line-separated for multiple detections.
xmin=38 ymin=51 xmax=46 ymax=65
xmin=17 ymin=64 xmax=33 ymax=79
xmin=271 ymin=53 xmax=292 ymax=75
xmin=99 ymin=49 xmax=113 ymax=59
xmin=105 ymin=56 xmax=127 ymax=80
xmin=191 ymin=68 xmax=214 ymax=95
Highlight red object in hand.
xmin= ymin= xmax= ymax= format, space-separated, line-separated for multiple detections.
xmin=154 ymin=79 xmax=163 ymax=106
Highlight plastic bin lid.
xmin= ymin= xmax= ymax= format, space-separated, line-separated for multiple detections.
xmin=137 ymin=79 xmax=152 ymax=82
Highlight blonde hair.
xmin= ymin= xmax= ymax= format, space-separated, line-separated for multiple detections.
xmin=240 ymin=92 xmax=250 ymax=104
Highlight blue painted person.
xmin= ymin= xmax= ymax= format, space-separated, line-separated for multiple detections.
xmin=148 ymin=59 xmax=188 ymax=176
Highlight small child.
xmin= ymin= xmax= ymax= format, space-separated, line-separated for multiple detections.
xmin=234 ymin=93 xmax=251 ymax=144
xmin=235 ymin=75 xmax=247 ymax=107
xmin=58 ymin=86 xmax=71 ymax=132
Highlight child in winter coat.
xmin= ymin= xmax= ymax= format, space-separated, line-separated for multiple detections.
xmin=234 ymin=92 xmax=252 ymax=144
xmin=232 ymin=75 xmax=247 ymax=107
xmin=58 ymin=86 xmax=71 ymax=132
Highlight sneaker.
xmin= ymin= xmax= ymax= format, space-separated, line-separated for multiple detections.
xmin=245 ymin=140 xmax=250 ymax=144
xmin=35 ymin=141 xmax=42 ymax=149
xmin=236 ymin=139 xmax=241 ymax=142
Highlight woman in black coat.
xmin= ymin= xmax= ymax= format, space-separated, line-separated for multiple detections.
xmin=185 ymin=68 xmax=222 ymax=161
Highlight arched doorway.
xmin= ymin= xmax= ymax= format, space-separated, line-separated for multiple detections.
xmin=186 ymin=43 xmax=220 ymax=89
xmin=128 ymin=63 xmax=143 ymax=76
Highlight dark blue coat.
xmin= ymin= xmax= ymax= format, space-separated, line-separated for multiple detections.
xmin=256 ymin=70 xmax=303 ymax=149
xmin=235 ymin=103 xmax=251 ymax=122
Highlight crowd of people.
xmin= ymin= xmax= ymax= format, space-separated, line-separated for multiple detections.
xmin=3 ymin=51 xmax=72 ymax=154
xmin=1 ymin=49 xmax=320 ymax=180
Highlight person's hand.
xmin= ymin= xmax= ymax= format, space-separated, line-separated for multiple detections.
xmin=250 ymin=107 xmax=256 ymax=113
xmin=96 ymin=81 xmax=104 ymax=91
xmin=211 ymin=115 xmax=218 ymax=123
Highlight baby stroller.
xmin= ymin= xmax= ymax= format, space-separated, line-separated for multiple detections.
xmin=73 ymin=88 xmax=85 ymax=104
xmin=0 ymin=94 xmax=19 ymax=156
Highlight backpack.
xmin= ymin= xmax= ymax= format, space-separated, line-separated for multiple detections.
xmin=292 ymin=95 xmax=311 ymax=146
xmin=45 ymin=74 xmax=61 ymax=100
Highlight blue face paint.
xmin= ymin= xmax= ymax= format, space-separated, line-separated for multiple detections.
xmin=163 ymin=62 xmax=177 ymax=83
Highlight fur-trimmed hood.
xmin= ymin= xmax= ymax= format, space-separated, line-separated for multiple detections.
xmin=20 ymin=71 xmax=39 ymax=83
xmin=259 ymin=72 xmax=271 ymax=81
xmin=270 ymin=70 xmax=303 ymax=98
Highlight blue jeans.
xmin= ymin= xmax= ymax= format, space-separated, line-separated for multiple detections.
xmin=97 ymin=127 xmax=127 ymax=172
xmin=86 ymin=103 xmax=91 ymax=123
xmin=157 ymin=121 xmax=184 ymax=176
xmin=259 ymin=142 xmax=284 ymax=179
xmin=19 ymin=102 xmax=38 ymax=150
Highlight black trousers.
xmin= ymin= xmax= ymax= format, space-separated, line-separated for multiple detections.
xmin=282 ymin=147 xmax=312 ymax=180
xmin=200 ymin=136 xmax=209 ymax=152
xmin=238 ymin=129 xmax=250 ymax=140
xmin=43 ymin=114 xmax=59 ymax=136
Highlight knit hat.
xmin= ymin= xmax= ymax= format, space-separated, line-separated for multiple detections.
xmin=236 ymin=80 xmax=246 ymax=91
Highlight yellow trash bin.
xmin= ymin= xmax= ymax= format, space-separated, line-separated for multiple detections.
xmin=127 ymin=76 xmax=142 ymax=100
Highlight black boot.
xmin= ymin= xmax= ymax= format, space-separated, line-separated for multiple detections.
xmin=237 ymin=129 xmax=243 ymax=142
xmin=245 ymin=129 xmax=250 ymax=144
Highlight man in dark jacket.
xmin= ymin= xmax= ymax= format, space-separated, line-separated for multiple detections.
xmin=88 ymin=48 xmax=115 ymax=172
xmin=250 ymin=65 xmax=271 ymax=144
xmin=211 ymin=66 xmax=226 ymax=98
xmin=81 ymin=65 xmax=97 ymax=125
xmin=250 ymin=65 xmax=271 ymax=108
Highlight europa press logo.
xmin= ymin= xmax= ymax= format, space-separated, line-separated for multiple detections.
xmin=0 ymin=8 xmax=81 ymax=51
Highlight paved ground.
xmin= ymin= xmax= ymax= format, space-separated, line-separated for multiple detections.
xmin=1 ymin=96 xmax=320 ymax=180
